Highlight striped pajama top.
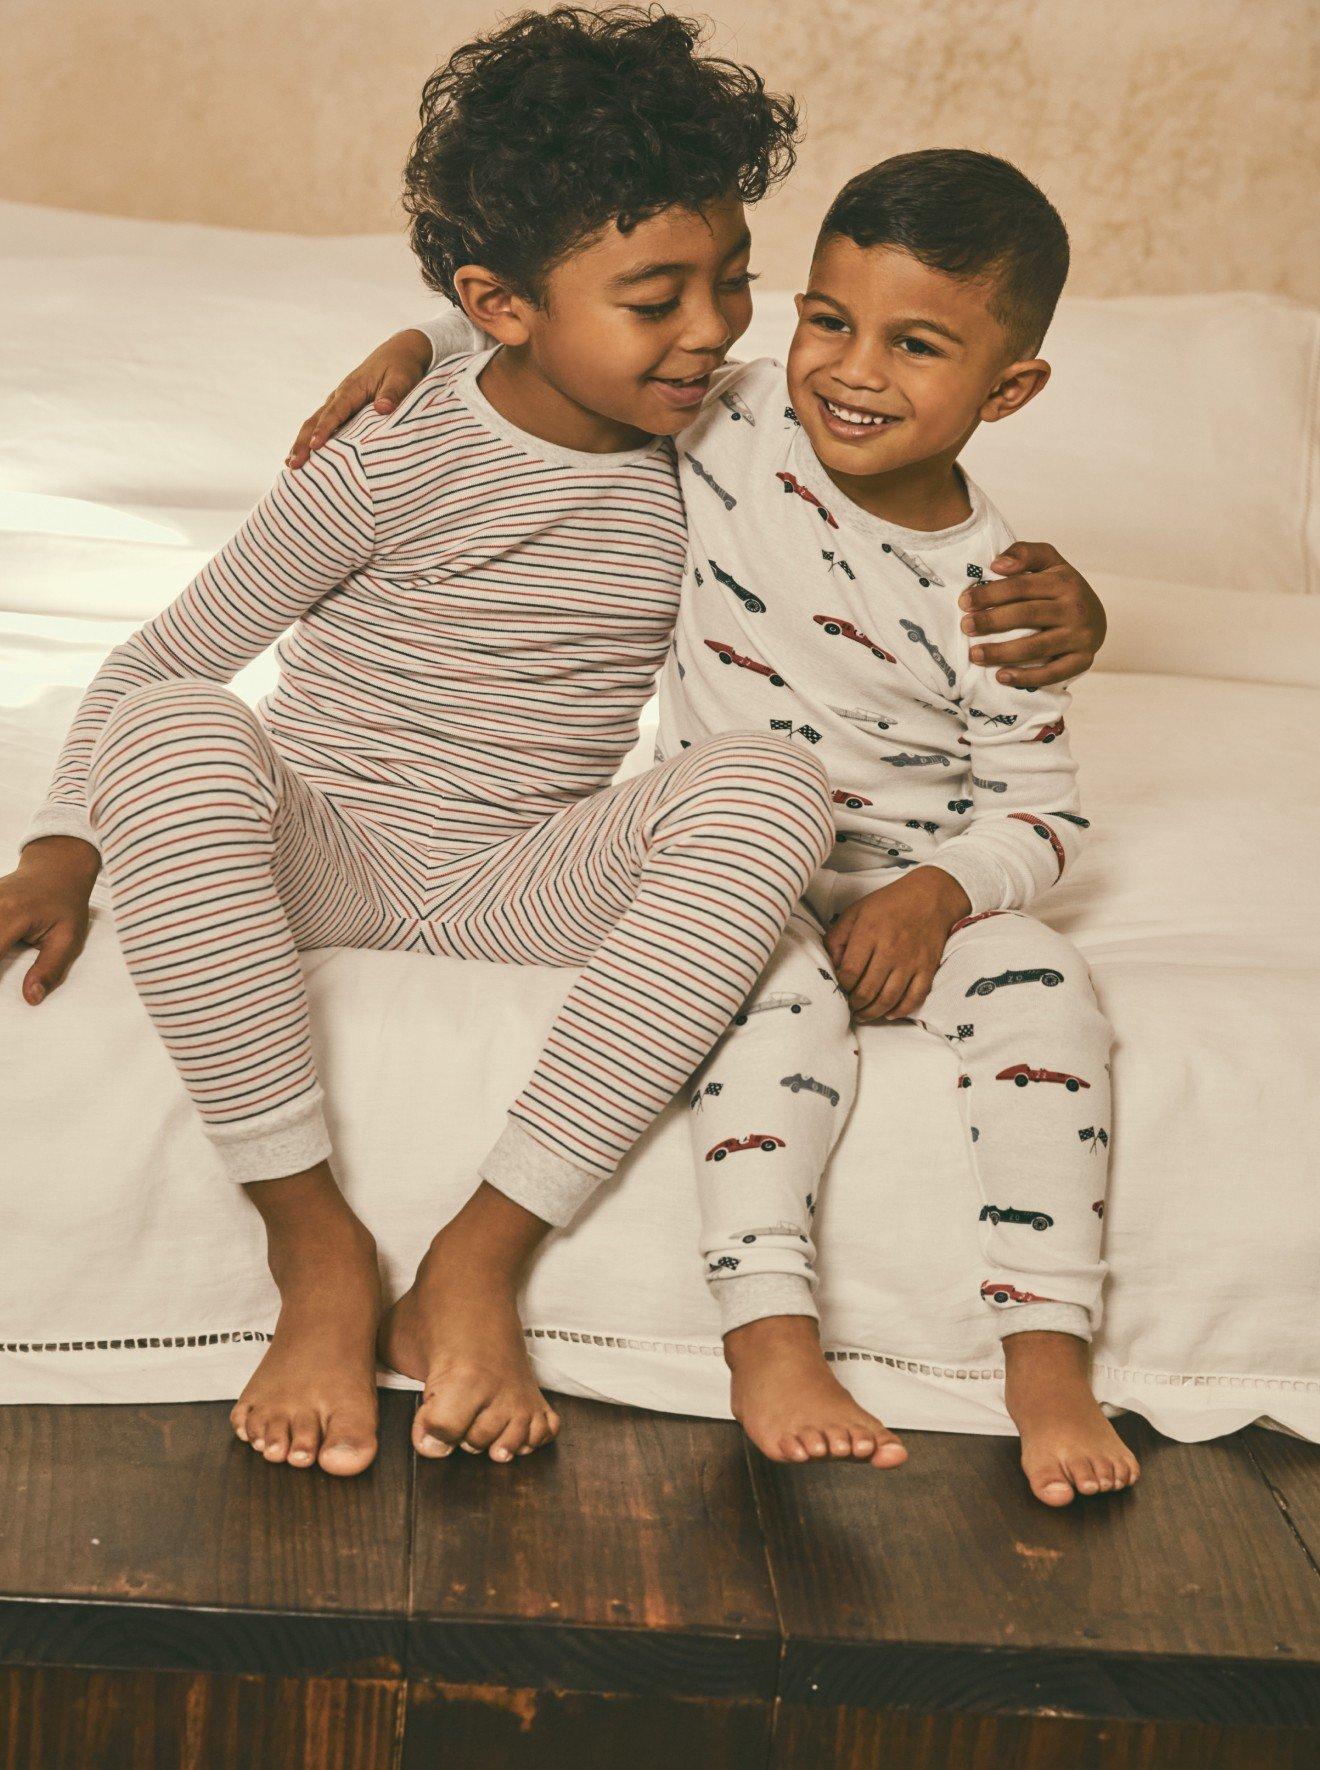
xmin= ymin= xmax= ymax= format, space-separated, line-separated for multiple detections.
xmin=21 ymin=346 xmax=690 ymax=856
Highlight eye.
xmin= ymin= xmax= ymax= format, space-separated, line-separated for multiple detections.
xmin=810 ymin=314 xmax=847 ymax=332
xmin=723 ymin=271 xmax=760 ymax=292
xmin=629 ymin=298 xmax=679 ymax=320
xmin=897 ymin=336 xmax=940 ymax=357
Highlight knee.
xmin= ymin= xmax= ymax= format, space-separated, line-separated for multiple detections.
xmin=675 ymin=733 xmax=835 ymax=871
xmin=87 ymin=681 xmax=265 ymax=808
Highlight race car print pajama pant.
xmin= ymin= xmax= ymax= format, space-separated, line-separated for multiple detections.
xmin=84 ymin=681 xmax=836 ymax=1221
xmin=689 ymin=880 xmax=1113 ymax=1340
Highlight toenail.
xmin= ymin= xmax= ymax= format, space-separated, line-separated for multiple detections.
xmin=420 ymin=1434 xmax=451 ymax=1456
xmin=289 ymin=1450 xmax=311 ymax=1464
xmin=251 ymin=1439 xmax=266 ymax=1452
xmin=1078 ymin=1481 xmax=1099 ymax=1493
xmin=492 ymin=1447 xmax=512 ymax=1461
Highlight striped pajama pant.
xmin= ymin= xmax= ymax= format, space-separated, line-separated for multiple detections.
xmin=84 ymin=680 xmax=835 ymax=1225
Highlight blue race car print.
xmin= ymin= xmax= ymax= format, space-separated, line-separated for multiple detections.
xmin=684 ymin=452 xmax=736 ymax=509
xmin=883 ymin=751 xmax=952 ymax=768
xmin=966 ymin=967 xmax=1064 ymax=997
xmin=979 ymin=1204 xmax=1055 ymax=1230
xmin=709 ymin=558 xmax=765 ymax=613
xmin=899 ymin=618 xmax=958 ymax=687
xmin=972 ymin=774 xmax=1008 ymax=793
xmin=780 ymin=1073 xmax=841 ymax=1106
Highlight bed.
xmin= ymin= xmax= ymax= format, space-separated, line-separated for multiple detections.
xmin=2 ymin=200 xmax=1317 ymax=1440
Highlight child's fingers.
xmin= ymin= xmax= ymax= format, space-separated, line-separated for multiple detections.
xmin=889 ymin=971 xmax=933 ymax=1021
xmin=962 ymin=598 xmax=1053 ymax=637
xmin=993 ymin=652 xmax=1091 ymax=688
xmin=23 ymin=921 xmax=84 ymax=1003
xmin=854 ymin=967 xmax=911 ymax=1023
xmin=970 ymin=630 xmax=1064 ymax=669
xmin=372 ymin=368 xmax=415 ymax=412
xmin=286 ymin=408 xmax=328 ymax=470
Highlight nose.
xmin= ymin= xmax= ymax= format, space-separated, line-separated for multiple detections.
xmin=831 ymin=339 xmax=891 ymax=395
xmin=677 ymin=293 xmax=735 ymax=360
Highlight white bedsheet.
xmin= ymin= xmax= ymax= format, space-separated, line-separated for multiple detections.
xmin=3 ymin=603 xmax=1317 ymax=1440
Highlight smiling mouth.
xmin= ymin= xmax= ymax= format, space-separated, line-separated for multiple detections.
xmin=818 ymin=393 xmax=898 ymax=427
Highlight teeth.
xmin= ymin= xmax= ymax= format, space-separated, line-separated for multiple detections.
xmin=825 ymin=398 xmax=889 ymax=426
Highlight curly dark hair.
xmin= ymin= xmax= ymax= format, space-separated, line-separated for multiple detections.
xmin=817 ymin=151 xmax=1071 ymax=358
xmin=403 ymin=5 xmax=799 ymax=305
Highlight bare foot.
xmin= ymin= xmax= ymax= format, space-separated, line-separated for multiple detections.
xmin=377 ymin=1182 xmax=561 ymax=1463
xmin=1003 ymin=1330 xmax=1141 ymax=1506
xmin=231 ymin=1164 xmax=383 ymax=1478
xmin=725 ymin=1314 xmax=907 ymax=1469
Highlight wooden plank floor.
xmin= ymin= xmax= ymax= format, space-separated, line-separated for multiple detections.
xmin=0 ymin=1395 xmax=1317 ymax=1768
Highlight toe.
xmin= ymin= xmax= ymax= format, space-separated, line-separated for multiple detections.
xmin=1070 ymin=1457 xmax=1101 ymax=1496
xmin=415 ymin=1381 xmax=488 ymax=1460
xmin=872 ymin=1435 xmax=907 ymax=1469
xmin=776 ymin=1432 xmax=808 ymax=1462
xmin=262 ymin=1416 xmax=292 ymax=1463
xmin=489 ymin=1415 xmax=531 ymax=1463
xmin=319 ymin=1410 xmax=378 ymax=1477
xmin=802 ymin=1429 xmax=830 ymax=1459
xmin=1025 ymin=1457 xmax=1075 ymax=1506
xmin=827 ymin=1428 xmax=854 ymax=1458
xmin=1093 ymin=1458 xmax=1117 ymax=1493
xmin=464 ymin=1405 xmax=507 ymax=1453
xmin=231 ymin=1404 xmax=253 ymax=1444
xmin=287 ymin=1410 xmax=321 ymax=1468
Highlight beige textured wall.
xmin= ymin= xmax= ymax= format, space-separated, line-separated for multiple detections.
xmin=2 ymin=0 xmax=1317 ymax=300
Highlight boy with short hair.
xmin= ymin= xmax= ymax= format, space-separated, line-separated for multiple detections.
xmin=315 ymin=135 xmax=1135 ymax=1504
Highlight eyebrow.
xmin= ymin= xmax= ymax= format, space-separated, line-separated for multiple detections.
xmin=802 ymin=290 xmax=965 ymax=346
xmin=609 ymin=228 xmax=754 ymax=289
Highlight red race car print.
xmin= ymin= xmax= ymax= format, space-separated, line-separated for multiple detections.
xmin=1008 ymin=812 xmax=1066 ymax=878
xmin=832 ymin=788 xmax=874 ymax=809
xmin=706 ymin=1134 xmax=787 ymax=1162
xmin=1029 ymin=718 xmax=1066 ymax=743
xmin=997 ymin=1063 xmax=1090 ymax=1092
xmin=812 ymin=615 xmax=896 ymax=661
xmin=981 ymin=1280 xmax=1056 ymax=1306
xmin=775 ymin=471 xmax=839 ymax=527
xmin=703 ymin=640 xmax=788 ymax=687
xmin=1092 ymin=1200 xmax=1106 ymax=1218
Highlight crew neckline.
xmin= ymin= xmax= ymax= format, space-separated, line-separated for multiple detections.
xmin=788 ymin=426 xmax=988 ymax=547
xmin=451 ymin=345 xmax=669 ymax=470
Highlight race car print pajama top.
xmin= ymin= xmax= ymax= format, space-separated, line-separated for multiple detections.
xmin=20 ymin=345 xmax=836 ymax=1226
xmin=651 ymin=355 xmax=1113 ymax=1341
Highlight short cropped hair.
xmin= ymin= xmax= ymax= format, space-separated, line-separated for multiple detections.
xmin=404 ymin=5 xmax=799 ymax=306
xmin=816 ymin=149 xmax=1070 ymax=357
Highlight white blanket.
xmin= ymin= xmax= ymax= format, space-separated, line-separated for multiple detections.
xmin=1 ymin=202 xmax=1317 ymax=1439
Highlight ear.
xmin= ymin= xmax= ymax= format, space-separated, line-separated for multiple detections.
xmin=979 ymin=357 xmax=1051 ymax=424
xmin=451 ymin=265 xmax=534 ymax=346
xmin=793 ymin=292 xmax=805 ymax=318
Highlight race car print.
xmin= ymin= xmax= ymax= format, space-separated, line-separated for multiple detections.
xmin=972 ymin=774 xmax=1008 ymax=793
xmin=834 ymin=789 xmax=874 ymax=809
xmin=957 ymin=1073 xmax=972 ymax=1089
xmin=1008 ymin=812 xmax=1067 ymax=877
xmin=899 ymin=618 xmax=958 ymax=687
xmin=689 ymin=1080 xmax=726 ymax=1112
xmin=980 ymin=1204 xmax=1055 ymax=1231
xmin=720 ymin=388 xmax=756 ymax=424
xmin=704 ymin=640 xmax=787 ymax=686
xmin=776 ymin=470 xmax=839 ymax=527
xmin=1029 ymin=718 xmax=1066 ymax=743
xmin=947 ymin=798 xmax=973 ymax=814
xmin=997 ymin=1063 xmax=1090 ymax=1092
xmin=981 ymin=1280 xmax=1056 ymax=1307
xmin=708 ymin=1255 xmax=741 ymax=1273
xmin=1049 ymin=810 xmax=1090 ymax=828
xmin=1079 ymin=1126 xmax=1110 ymax=1153
xmin=770 ymin=719 xmax=823 ymax=743
xmin=1092 ymin=1200 xmax=1106 ymax=1218
xmin=905 ymin=818 xmax=939 ymax=833
xmin=685 ymin=452 xmax=736 ymax=509
xmin=709 ymin=558 xmax=765 ymax=613
xmin=706 ymin=1134 xmax=786 ymax=1161
xmin=967 ymin=707 xmax=1018 ymax=727
xmin=783 ymin=405 xmax=801 ymax=426
xmin=821 ymin=550 xmax=856 ymax=580
xmin=967 ymin=967 xmax=1063 ymax=996
xmin=781 ymin=1073 xmax=841 ymax=1105
xmin=813 ymin=616 xmax=896 ymax=661
xmin=734 ymin=991 xmax=811 ymax=1025
xmin=881 ymin=540 xmax=945 ymax=587
xmin=882 ymin=751 xmax=952 ymax=768
xmin=831 ymin=704 xmax=895 ymax=731
xmin=837 ymin=830 xmax=913 ymax=855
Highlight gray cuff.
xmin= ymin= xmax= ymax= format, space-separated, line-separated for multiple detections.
xmin=713 ymin=1270 xmax=820 ymax=1337
xmin=19 ymin=802 xmax=102 ymax=857
xmin=478 ymin=1115 xmax=601 ymax=1229
xmin=208 ymin=1091 xmax=332 ymax=1185
xmin=996 ymin=1300 xmax=1092 ymax=1342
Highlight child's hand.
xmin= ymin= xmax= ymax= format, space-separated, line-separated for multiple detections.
xmin=286 ymin=328 xmax=434 ymax=470
xmin=0 ymin=837 xmax=101 ymax=1005
xmin=824 ymin=867 xmax=972 ymax=1024
xmin=961 ymin=542 xmax=1106 ymax=688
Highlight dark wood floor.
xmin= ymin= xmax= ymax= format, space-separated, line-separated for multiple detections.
xmin=0 ymin=1394 xmax=1317 ymax=1768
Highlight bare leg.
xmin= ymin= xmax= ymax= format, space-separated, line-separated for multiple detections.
xmin=1003 ymin=1331 xmax=1142 ymax=1506
xmin=230 ymin=1161 xmax=383 ymax=1477
xmin=377 ymin=1182 xmax=561 ymax=1463
xmin=725 ymin=1314 xmax=907 ymax=1469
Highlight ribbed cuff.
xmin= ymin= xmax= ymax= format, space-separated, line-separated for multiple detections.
xmin=916 ymin=851 xmax=1007 ymax=919
xmin=19 ymin=802 xmax=102 ymax=857
xmin=478 ymin=1115 xmax=601 ymax=1229
xmin=995 ymin=1300 xmax=1092 ymax=1342
xmin=207 ymin=1092 xmax=332 ymax=1185
xmin=713 ymin=1270 xmax=820 ymax=1337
